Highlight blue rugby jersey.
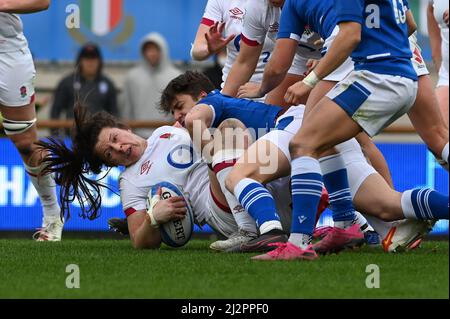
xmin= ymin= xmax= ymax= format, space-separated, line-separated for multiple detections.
xmin=334 ymin=0 xmax=417 ymax=80
xmin=277 ymin=0 xmax=337 ymax=41
xmin=197 ymin=90 xmax=283 ymax=137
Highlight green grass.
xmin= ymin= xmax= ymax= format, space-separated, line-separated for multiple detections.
xmin=0 ymin=239 xmax=448 ymax=299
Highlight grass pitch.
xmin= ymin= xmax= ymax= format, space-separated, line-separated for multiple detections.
xmin=0 ymin=239 xmax=448 ymax=299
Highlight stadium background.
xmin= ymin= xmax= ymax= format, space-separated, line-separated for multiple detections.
xmin=0 ymin=0 xmax=448 ymax=235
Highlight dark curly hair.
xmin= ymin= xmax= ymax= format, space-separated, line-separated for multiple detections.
xmin=35 ymin=104 xmax=128 ymax=221
xmin=159 ymin=70 xmax=215 ymax=114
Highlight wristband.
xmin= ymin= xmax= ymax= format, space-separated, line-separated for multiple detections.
xmin=302 ymin=71 xmax=320 ymax=88
xmin=146 ymin=195 xmax=161 ymax=229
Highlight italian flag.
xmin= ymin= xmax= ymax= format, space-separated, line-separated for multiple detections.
xmin=80 ymin=0 xmax=123 ymax=36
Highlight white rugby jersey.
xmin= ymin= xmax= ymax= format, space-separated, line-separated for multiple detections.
xmin=242 ymin=0 xmax=322 ymax=60
xmin=201 ymin=0 xmax=273 ymax=87
xmin=119 ymin=126 xmax=211 ymax=224
xmin=0 ymin=13 xmax=28 ymax=52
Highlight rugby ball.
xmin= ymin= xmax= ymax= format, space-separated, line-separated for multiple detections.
xmin=147 ymin=182 xmax=194 ymax=247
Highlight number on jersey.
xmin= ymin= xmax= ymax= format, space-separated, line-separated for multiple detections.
xmin=366 ymin=0 xmax=407 ymax=29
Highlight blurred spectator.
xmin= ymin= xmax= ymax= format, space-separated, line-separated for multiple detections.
xmin=203 ymin=48 xmax=227 ymax=89
xmin=120 ymin=32 xmax=182 ymax=138
xmin=50 ymin=43 xmax=118 ymax=136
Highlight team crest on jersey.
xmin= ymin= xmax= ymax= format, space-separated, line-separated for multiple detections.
xmin=160 ymin=133 xmax=173 ymax=139
xmin=229 ymin=7 xmax=245 ymax=21
xmin=229 ymin=7 xmax=244 ymax=16
xmin=140 ymin=160 xmax=153 ymax=175
xmin=19 ymin=86 xmax=27 ymax=98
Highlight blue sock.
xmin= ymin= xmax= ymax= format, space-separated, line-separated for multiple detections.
xmin=290 ymin=157 xmax=323 ymax=236
xmin=234 ymin=178 xmax=283 ymax=234
xmin=320 ymin=154 xmax=356 ymax=225
xmin=402 ymin=189 xmax=449 ymax=220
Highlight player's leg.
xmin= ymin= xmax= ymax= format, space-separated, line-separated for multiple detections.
xmin=407 ymin=75 xmax=449 ymax=171
xmin=352 ymin=173 xmax=448 ymax=251
xmin=288 ymin=72 xmax=418 ymax=256
xmin=436 ymin=86 xmax=449 ymax=128
xmin=208 ymin=119 xmax=259 ymax=252
xmin=0 ymin=49 xmax=62 ymax=241
xmin=302 ymin=67 xmax=363 ymax=233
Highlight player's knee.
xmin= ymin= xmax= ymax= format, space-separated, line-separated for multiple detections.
xmin=371 ymin=200 xmax=399 ymax=222
xmin=289 ymin=138 xmax=318 ymax=158
xmin=14 ymin=139 xmax=35 ymax=157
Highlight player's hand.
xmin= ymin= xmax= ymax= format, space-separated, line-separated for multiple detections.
xmin=305 ymin=59 xmax=320 ymax=75
xmin=444 ymin=10 xmax=449 ymax=27
xmin=152 ymin=188 xmax=187 ymax=224
xmin=284 ymin=81 xmax=313 ymax=106
xmin=237 ymin=82 xmax=263 ymax=99
xmin=205 ymin=22 xmax=235 ymax=55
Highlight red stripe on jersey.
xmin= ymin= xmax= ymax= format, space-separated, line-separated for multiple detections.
xmin=201 ymin=17 xmax=215 ymax=26
xmin=213 ymin=159 xmax=238 ymax=174
xmin=210 ymin=187 xmax=232 ymax=214
xmin=241 ymin=34 xmax=260 ymax=47
xmin=124 ymin=207 xmax=137 ymax=217
xmin=26 ymin=171 xmax=38 ymax=177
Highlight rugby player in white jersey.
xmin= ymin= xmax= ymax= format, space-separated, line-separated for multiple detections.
xmin=0 ymin=0 xmax=64 ymax=241
xmin=428 ymin=0 xmax=449 ymax=129
xmin=221 ymin=0 xmax=322 ymax=107
xmin=36 ymin=105 xmax=298 ymax=250
xmin=191 ymin=0 xmax=274 ymax=99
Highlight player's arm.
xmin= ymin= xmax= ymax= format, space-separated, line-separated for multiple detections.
xmin=427 ymin=2 xmax=443 ymax=71
xmin=127 ymin=195 xmax=188 ymax=250
xmin=222 ymin=39 xmax=263 ymax=96
xmin=184 ymin=103 xmax=215 ymax=162
xmin=0 ymin=0 xmax=50 ymax=13
xmin=355 ymin=132 xmax=394 ymax=188
xmin=191 ymin=21 xmax=235 ymax=61
xmin=406 ymin=9 xmax=417 ymax=36
xmin=237 ymin=38 xmax=297 ymax=99
xmin=307 ymin=22 xmax=360 ymax=82
xmin=128 ymin=210 xmax=162 ymax=249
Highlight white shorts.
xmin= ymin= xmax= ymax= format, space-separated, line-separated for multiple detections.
xmin=260 ymin=105 xmax=377 ymax=197
xmin=203 ymin=188 xmax=238 ymax=238
xmin=326 ymin=70 xmax=418 ymax=137
xmin=0 ymin=47 xmax=36 ymax=107
xmin=322 ymin=26 xmax=355 ymax=82
xmin=288 ymin=54 xmax=309 ymax=76
xmin=409 ymin=35 xmax=430 ymax=77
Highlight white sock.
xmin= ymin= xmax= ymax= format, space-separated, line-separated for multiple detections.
xmin=288 ymin=233 xmax=312 ymax=249
xmin=213 ymin=151 xmax=257 ymax=235
xmin=364 ymin=215 xmax=396 ymax=240
xmin=353 ymin=211 xmax=374 ymax=232
xmin=24 ymin=163 xmax=61 ymax=225
xmin=440 ymin=143 xmax=449 ymax=171
xmin=442 ymin=142 xmax=449 ymax=164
